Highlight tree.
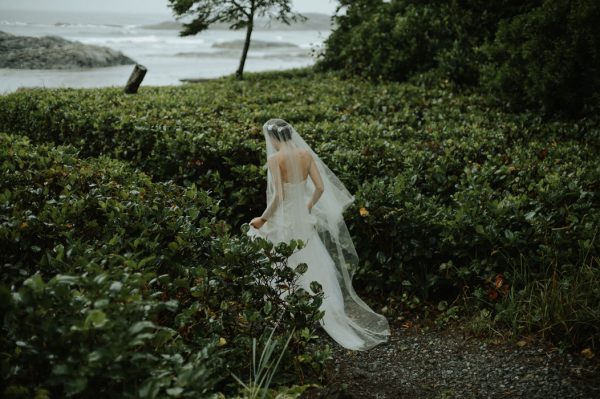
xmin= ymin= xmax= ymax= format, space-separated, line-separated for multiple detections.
xmin=168 ymin=0 xmax=304 ymax=79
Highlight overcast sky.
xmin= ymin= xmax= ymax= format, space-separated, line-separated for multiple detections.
xmin=0 ymin=0 xmax=339 ymax=15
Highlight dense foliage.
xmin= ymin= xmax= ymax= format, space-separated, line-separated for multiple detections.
xmin=480 ymin=0 xmax=600 ymax=117
xmin=1 ymin=69 xmax=598 ymax=352
xmin=0 ymin=133 xmax=327 ymax=398
xmin=316 ymin=0 xmax=600 ymax=118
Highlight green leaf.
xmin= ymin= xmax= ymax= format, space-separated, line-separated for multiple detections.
xmin=52 ymin=274 xmax=79 ymax=285
xmin=153 ymin=327 xmax=177 ymax=347
xmin=166 ymin=387 xmax=184 ymax=397
xmin=88 ymin=350 xmax=102 ymax=363
xmin=65 ymin=377 xmax=88 ymax=395
xmin=309 ymin=281 xmax=323 ymax=294
xmin=84 ymin=309 xmax=108 ymax=329
xmin=137 ymin=255 xmax=157 ymax=269
xmin=109 ymin=281 xmax=123 ymax=292
xmin=437 ymin=300 xmax=448 ymax=311
xmin=129 ymin=321 xmax=156 ymax=335
xmin=52 ymin=364 xmax=69 ymax=376
xmin=24 ymin=273 xmax=45 ymax=293
xmin=94 ymin=299 xmax=110 ymax=308
xmin=263 ymin=300 xmax=273 ymax=315
xmin=524 ymin=210 xmax=536 ymax=221
xmin=295 ymin=262 xmax=308 ymax=275
xmin=139 ymin=378 xmax=160 ymax=399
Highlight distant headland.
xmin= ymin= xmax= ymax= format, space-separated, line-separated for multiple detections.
xmin=142 ymin=12 xmax=333 ymax=31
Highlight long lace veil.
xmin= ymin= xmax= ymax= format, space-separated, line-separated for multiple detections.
xmin=261 ymin=118 xmax=390 ymax=349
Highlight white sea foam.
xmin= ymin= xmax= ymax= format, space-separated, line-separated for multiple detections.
xmin=0 ymin=20 xmax=29 ymax=26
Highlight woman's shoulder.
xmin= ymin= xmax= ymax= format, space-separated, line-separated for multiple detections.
xmin=297 ymin=148 xmax=312 ymax=159
xmin=268 ymin=149 xmax=311 ymax=163
xmin=267 ymin=153 xmax=280 ymax=163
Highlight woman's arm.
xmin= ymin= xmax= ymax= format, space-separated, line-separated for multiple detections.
xmin=261 ymin=156 xmax=283 ymax=219
xmin=307 ymin=154 xmax=324 ymax=212
xmin=260 ymin=192 xmax=280 ymax=221
xmin=250 ymin=156 xmax=283 ymax=228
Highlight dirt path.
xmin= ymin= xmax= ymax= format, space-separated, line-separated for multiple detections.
xmin=309 ymin=320 xmax=600 ymax=399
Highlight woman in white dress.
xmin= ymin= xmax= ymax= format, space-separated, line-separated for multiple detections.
xmin=247 ymin=118 xmax=390 ymax=351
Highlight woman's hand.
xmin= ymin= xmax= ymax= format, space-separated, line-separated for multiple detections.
xmin=307 ymin=201 xmax=313 ymax=213
xmin=250 ymin=217 xmax=266 ymax=229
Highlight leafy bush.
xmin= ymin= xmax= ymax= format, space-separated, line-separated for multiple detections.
xmin=0 ymin=69 xmax=599 ymax=349
xmin=315 ymin=0 xmax=530 ymax=83
xmin=317 ymin=0 xmax=600 ymax=117
xmin=315 ymin=0 xmax=462 ymax=82
xmin=0 ymin=133 xmax=327 ymax=398
xmin=480 ymin=0 xmax=600 ymax=117
xmin=0 ymin=85 xmax=266 ymax=225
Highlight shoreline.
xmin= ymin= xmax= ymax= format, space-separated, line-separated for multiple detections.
xmin=0 ymin=66 xmax=316 ymax=94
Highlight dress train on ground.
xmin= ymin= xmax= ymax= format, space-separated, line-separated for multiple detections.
xmin=248 ymin=180 xmax=389 ymax=350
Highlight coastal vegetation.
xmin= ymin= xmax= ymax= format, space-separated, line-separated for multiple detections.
xmin=1 ymin=0 xmax=599 ymax=397
xmin=2 ymin=65 xmax=599 ymax=399
xmin=317 ymin=0 xmax=600 ymax=119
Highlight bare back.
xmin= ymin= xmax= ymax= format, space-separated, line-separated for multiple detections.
xmin=267 ymin=148 xmax=325 ymax=201
xmin=273 ymin=149 xmax=311 ymax=183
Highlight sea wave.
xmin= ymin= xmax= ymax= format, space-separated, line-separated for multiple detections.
xmin=0 ymin=20 xmax=29 ymax=26
xmin=56 ymin=22 xmax=140 ymax=30
xmin=176 ymin=50 xmax=237 ymax=58
xmin=175 ymin=50 xmax=310 ymax=59
xmin=79 ymin=35 xmax=206 ymax=45
xmin=212 ymin=39 xmax=299 ymax=49
xmin=0 ymin=20 xmax=141 ymax=31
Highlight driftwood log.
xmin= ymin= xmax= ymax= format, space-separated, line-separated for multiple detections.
xmin=124 ymin=64 xmax=147 ymax=94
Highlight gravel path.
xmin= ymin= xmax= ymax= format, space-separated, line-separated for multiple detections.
xmin=310 ymin=320 xmax=600 ymax=399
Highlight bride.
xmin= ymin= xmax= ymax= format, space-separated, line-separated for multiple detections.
xmin=247 ymin=118 xmax=390 ymax=351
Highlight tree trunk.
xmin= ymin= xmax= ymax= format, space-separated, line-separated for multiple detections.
xmin=124 ymin=64 xmax=147 ymax=94
xmin=236 ymin=19 xmax=254 ymax=80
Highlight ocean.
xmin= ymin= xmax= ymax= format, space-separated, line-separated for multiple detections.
xmin=0 ymin=10 xmax=331 ymax=93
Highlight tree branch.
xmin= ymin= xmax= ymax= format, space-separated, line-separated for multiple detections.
xmin=228 ymin=0 xmax=250 ymax=17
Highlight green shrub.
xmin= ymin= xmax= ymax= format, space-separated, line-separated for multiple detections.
xmin=315 ymin=0 xmax=460 ymax=82
xmin=0 ymin=133 xmax=326 ymax=398
xmin=480 ymin=0 xmax=600 ymax=117
xmin=317 ymin=0 xmax=600 ymax=117
xmin=315 ymin=0 xmax=530 ymax=83
xmin=0 ymin=69 xmax=599 ymax=349
xmin=0 ymin=84 xmax=266 ymax=225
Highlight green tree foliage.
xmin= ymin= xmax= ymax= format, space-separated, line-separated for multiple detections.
xmin=480 ymin=0 xmax=600 ymax=117
xmin=317 ymin=0 xmax=600 ymax=118
xmin=167 ymin=0 xmax=304 ymax=79
xmin=316 ymin=0 xmax=531 ymax=84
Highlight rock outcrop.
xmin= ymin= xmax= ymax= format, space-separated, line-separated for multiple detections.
xmin=0 ymin=31 xmax=135 ymax=69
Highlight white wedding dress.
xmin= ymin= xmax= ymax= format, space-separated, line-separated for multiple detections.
xmin=247 ymin=119 xmax=390 ymax=351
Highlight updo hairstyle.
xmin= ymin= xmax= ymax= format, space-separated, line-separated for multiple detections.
xmin=265 ymin=119 xmax=292 ymax=142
